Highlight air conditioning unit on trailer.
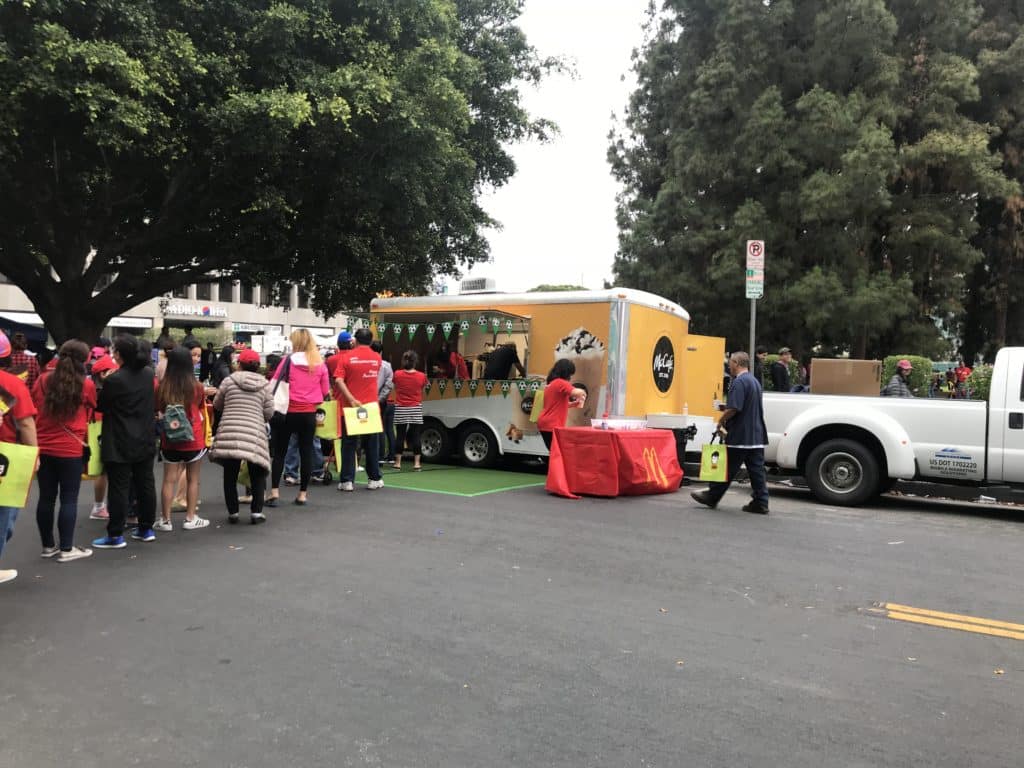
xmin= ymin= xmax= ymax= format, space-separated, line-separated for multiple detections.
xmin=459 ymin=277 xmax=498 ymax=294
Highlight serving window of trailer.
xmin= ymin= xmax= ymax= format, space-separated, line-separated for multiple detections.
xmin=371 ymin=310 xmax=532 ymax=379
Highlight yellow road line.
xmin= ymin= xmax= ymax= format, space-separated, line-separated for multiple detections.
xmin=884 ymin=603 xmax=1024 ymax=633
xmin=871 ymin=602 xmax=1024 ymax=641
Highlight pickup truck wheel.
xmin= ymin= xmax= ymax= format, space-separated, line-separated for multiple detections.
xmin=458 ymin=423 xmax=499 ymax=468
xmin=805 ymin=439 xmax=880 ymax=507
xmin=419 ymin=420 xmax=451 ymax=463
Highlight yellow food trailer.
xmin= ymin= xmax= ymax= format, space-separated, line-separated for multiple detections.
xmin=368 ymin=288 xmax=724 ymax=466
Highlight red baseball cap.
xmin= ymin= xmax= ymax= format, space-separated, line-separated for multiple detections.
xmin=897 ymin=359 xmax=913 ymax=370
xmin=91 ymin=355 xmax=119 ymax=374
xmin=238 ymin=349 xmax=260 ymax=365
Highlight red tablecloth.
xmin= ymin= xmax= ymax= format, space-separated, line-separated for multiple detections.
xmin=546 ymin=427 xmax=683 ymax=499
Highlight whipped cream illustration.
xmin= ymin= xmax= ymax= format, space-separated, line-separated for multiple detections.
xmin=554 ymin=328 xmax=605 ymax=359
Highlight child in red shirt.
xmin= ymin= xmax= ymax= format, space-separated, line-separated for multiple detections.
xmin=155 ymin=347 xmax=209 ymax=531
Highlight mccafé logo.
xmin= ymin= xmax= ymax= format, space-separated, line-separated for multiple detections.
xmin=166 ymin=303 xmax=228 ymax=318
xmin=641 ymin=447 xmax=669 ymax=488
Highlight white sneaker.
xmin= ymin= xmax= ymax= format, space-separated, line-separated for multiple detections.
xmin=182 ymin=516 xmax=210 ymax=530
xmin=40 ymin=546 xmax=60 ymax=558
xmin=153 ymin=519 xmax=173 ymax=532
xmin=57 ymin=546 xmax=93 ymax=563
xmin=0 ymin=569 xmax=16 ymax=585
xmin=238 ymin=495 xmax=253 ymax=503
xmin=337 ymin=481 xmax=354 ymax=492
xmin=89 ymin=503 xmax=108 ymax=520
xmin=284 ymin=477 xmax=299 ymax=486
xmin=367 ymin=479 xmax=384 ymax=490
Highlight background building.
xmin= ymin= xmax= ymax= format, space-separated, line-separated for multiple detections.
xmin=0 ymin=275 xmax=352 ymax=350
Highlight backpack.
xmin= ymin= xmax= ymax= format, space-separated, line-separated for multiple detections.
xmin=162 ymin=403 xmax=195 ymax=443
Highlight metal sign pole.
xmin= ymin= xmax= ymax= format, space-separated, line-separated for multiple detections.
xmin=749 ymin=298 xmax=756 ymax=358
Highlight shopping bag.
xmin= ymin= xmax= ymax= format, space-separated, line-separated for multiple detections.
xmin=699 ymin=440 xmax=728 ymax=483
xmin=528 ymin=388 xmax=545 ymax=423
xmin=85 ymin=421 xmax=104 ymax=477
xmin=0 ymin=441 xmax=41 ymax=508
xmin=238 ymin=460 xmax=251 ymax=489
xmin=343 ymin=402 xmax=383 ymax=436
xmin=272 ymin=357 xmax=292 ymax=415
xmin=202 ymin=404 xmax=214 ymax=448
xmin=315 ymin=400 xmax=340 ymax=440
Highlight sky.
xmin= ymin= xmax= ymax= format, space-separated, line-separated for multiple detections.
xmin=447 ymin=0 xmax=653 ymax=294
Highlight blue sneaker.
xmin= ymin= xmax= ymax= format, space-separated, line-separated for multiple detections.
xmin=130 ymin=528 xmax=156 ymax=542
xmin=92 ymin=535 xmax=127 ymax=549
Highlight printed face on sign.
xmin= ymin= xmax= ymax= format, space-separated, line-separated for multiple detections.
xmin=315 ymin=408 xmax=326 ymax=426
xmin=356 ymin=407 xmax=368 ymax=423
xmin=0 ymin=453 xmax=9 ymax=477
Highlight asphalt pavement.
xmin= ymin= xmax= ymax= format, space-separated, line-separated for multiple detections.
xmin=2 ymin=470 xmax=1023 ymax=767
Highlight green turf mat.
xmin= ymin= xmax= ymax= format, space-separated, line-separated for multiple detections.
xmin=354 ymin=465 xmax=546 ymax=497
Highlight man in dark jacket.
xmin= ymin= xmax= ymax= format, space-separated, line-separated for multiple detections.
xmin=771 ymin=347 xmax=793 ymax=392
xmin=691 ymin=351 xmax=770 ymax=514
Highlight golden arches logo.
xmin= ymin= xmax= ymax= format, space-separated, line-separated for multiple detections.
xmin=642 ymin=447 xmax=669 ymax=488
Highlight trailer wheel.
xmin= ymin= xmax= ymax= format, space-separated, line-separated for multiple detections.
xmin=458 ymin=422 xmax=499 ymax=468
xmin=805 ymin=439 xmax=880 ymax=507
xmin=419 ymin=420 xmax=451 ymax=463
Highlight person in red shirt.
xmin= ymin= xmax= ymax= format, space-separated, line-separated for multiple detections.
xmin=537 ymin=359 xmax=588 ymax=450
xmin=31 ymin=340 xmax=96 ymax=562
xmin=0 ymin=331 xmax=39 ymax=585
xmin=86 ymin=354 xmax=118 ymax=520
xmin=334 ymin=328 xmax=384 ymax=490
xmin=431 ymin=341 xmax=469 ymax=380
xmin=155 ymin=346 xmax=210 ymax=531
xmin=9 ymin=332 xmax=41 ymax=390
xmin=392 ymin=350 xmax=429 ymax=471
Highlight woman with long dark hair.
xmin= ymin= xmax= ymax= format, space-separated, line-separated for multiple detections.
xmin=156 ymin=346 xmax=209 ymax=531
xmin=210 ymin=344 xmax=234 ymax=388
xmin=392 ymin=350 xmax=428 ymax=471
xmin=92 ymin=335 xmax=158 ymax=549
xmin=31 ymin=340 xmax=96 ymax=562
xmin=537 ymin=359 xmax=588 ymax=450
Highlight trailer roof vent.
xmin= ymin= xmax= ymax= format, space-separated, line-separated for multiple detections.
xmin=459 ymin=277 xmax=499 ymax=294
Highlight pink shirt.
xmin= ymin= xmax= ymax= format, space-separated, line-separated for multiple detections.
xmin=273 ymin=353 xmax=330 ymax=413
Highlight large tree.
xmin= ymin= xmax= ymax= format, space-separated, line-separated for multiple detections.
xmin=0 ymin=0 xmax=555 ymax=342
xmin=611 ymin=0 xmax=1019 ymax=358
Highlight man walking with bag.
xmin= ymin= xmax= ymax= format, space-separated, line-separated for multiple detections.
xmin=691 ymin=351 xmax=770 ymax=515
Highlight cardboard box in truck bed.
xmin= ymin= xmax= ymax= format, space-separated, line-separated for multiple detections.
xmin=810 ymin=359 xmax=882 ymax=396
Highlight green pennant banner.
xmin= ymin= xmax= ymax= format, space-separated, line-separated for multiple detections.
xmin=490 ymin=317 xmax=501 ymax=333
xmin=484 ymin=380 xmax=495 ymax=397
xmin=408 ymin=323 xmax=418 ymax=341
xmin=423 ymin=379 xmax=432 ymax=395
xmin=477 ymin=315 xmax=487 ymax=332
xmin=442 ymin=321 xmax=454 ymax=339
xmin=377 ymin=322 xmax=387 ymax=337
xmin=392 ymin=323 xmax=403 ymax=341
xmin=501 ymin=381 xmax=511 ymax=398
xmin=426 ymin=324 xmax=436 ymax=342
xmin=504 ymin=319 xmax=514 ymax=336
xmin=459 ymin=320 xmax=470 ymax=337
xmin=516 ymin=380 xmax=528 ymax=395
xmin=468 ymin=379 xmax=479 ymax=396
xmin=452 ymin=378 xmax=463 ymax=397
xmin=529 ymin=380 xmax=541 ymax=392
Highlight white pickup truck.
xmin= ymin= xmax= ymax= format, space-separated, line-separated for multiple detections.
xmin=761 ymin=347 xmax=1024 ymax=506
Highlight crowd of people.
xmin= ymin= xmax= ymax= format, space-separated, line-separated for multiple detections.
xmin=0 ymin=326 xmax=437 ymax=585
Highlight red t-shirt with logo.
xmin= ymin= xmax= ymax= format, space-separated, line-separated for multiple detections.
xmin=335 ymin=346 xmax=381 ymax=405
xmin=393 ymin=369 xmax=428 ymax=406
xmin=0 ymin=369 xmax=37 ymax=444
xmin=32 ymin=374 xmax=98 ymax=458
xmin=538 ymin=378 xmax=574 ymax=432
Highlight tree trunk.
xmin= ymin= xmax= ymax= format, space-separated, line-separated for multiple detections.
xmin=32 ymin=287 xmax=119 ymax=346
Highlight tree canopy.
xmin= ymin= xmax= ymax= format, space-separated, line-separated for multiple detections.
xmin=0 ymin=0 xmax=556 ymax=342
xmin=611 ymin=0 xmax=1022 ymax=360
